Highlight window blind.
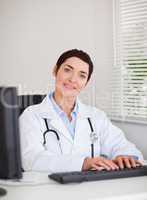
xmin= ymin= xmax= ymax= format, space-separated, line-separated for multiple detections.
xmin=111 ymin=0 xmax=147 ymax=123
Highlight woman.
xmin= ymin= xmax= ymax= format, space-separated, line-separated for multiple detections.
xmin=19 ymin=49 xmax=143 ymax=173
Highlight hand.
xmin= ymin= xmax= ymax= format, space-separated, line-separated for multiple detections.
xmin=82 ymin=157 xmax=119 ymax=171
xmin=113 ymin=155 xmax=143 ymax=169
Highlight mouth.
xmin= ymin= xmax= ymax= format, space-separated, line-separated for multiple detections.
xmin=63 ymin=83 xmax=76 ymax=90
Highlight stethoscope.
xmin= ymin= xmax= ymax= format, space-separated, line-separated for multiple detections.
xmin=43 ymin=117 xmax=98 ymax=158
xmin=43 ymin=118 xmax=63 ymax=154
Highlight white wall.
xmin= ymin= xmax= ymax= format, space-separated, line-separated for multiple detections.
xmin=112 ymin=120 xmax=147 ymax=160
xmin=92 ymin=0 xmax=113 ymax=111
xmin=0 ymin=0 xmax=97 ymax=95
xmin=0 ymin=0 xmax=114 ymax=105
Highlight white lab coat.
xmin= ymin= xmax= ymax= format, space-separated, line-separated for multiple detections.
xmin=19 ymin=95 xmax=143 ymax=174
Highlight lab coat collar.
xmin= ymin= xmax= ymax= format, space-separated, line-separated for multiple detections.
xmin=38 ymin=94 xmax=93 ymax=143
xmin=39 ymin=96 xmax=72 ymax=143
xmin=49 ymin=92 xmax=79 ymax=118
xmin=38 ymin=94 xmax=92 ymax=119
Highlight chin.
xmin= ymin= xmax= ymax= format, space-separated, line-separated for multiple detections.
xmin=62 ymin=90 xmax=78 ymax=98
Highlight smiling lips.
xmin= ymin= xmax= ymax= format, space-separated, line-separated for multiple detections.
xmin=63 ymin=83 xmax=76 ymax=90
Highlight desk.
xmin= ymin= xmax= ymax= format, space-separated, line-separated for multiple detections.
xmin=0 ymin=172 xmax=147 ymax=200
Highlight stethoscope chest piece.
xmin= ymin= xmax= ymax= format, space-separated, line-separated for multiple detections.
xmin=87 ymin=117 xmax=98 ymax=158
xmin=90 ymin=132 xmax=98 ymax=144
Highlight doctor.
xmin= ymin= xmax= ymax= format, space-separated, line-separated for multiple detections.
xmin=19 ymin=49 xmax=143 ymax=173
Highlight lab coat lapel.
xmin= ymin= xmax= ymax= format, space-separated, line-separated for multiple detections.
xmin=73 ymin=99 xmax=93 ymax=149
xmin=49 ymin=118 xmax=73 ymax=143
xmin=38 ymin=95 xmax=73 ymax=144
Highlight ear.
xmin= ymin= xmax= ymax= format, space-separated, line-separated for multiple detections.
xmin=52 ymin=65 xmax=57 ymax=77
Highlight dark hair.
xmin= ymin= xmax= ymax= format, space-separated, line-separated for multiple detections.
xmin=55 ymin=49 xmax=93 ymax=82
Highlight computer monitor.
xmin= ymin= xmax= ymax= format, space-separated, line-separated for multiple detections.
xmin=0 ymin=87 xmax=22 ymax=180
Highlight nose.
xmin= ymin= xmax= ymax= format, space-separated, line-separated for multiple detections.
xmin=69 ymin=73 xmax=77 ymax=83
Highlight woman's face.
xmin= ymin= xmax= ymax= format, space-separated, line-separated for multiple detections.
xmin=54 ymin=57 xmax=89 ymax=98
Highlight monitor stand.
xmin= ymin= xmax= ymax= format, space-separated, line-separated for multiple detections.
xmin=0 ymin=187 xmax=7 ymax=196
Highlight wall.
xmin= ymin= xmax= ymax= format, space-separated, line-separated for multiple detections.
xmin=112 ymin=120 xmax=147 ymax=160
xmin=92 ymin=0 xmax=113 ymax=112
xmin=0 ymin=0 xmax=97 ymax=95
xmin=0 ymin=0 xmax=113 ymax=102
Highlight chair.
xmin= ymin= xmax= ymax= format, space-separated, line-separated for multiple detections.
xmin=18 ymin=94 xmax=45 ymax=114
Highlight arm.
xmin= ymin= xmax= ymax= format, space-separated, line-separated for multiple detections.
xmin=98 ymin=112 xmax=143 ymax=160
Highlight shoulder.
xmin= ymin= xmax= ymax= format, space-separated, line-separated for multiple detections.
xmin=20 ymin=103 xmax=42 ymax=119
xmin=19 ymin=105 xmax=42 ymax=130
xmin=19 ymin=95 xmax=50 ymax=117
xmin=19 ymin=94 xmax=56 ymax=123
xmin=77 ymin=99 xmax=107 ymax=120
xmin=19 ymin=95 xmax=48 ymax=123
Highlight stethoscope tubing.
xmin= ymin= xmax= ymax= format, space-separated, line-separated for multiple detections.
xmin=43 ymin=118 xmax=97 ymax=158
xmin=43 ymin=118 xmax=60 ymax=143
xmin=43 ymin=118 xmax=62 ymax=153
xmin=43 ymin=129 xmax=60 ymax=145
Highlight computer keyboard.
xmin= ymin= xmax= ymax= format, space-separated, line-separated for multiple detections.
xmin=49 ymin=165 xmax=147 ymax=184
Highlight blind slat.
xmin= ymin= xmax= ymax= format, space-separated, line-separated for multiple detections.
xmin=112 ymin=0 xmax=147 ymax=123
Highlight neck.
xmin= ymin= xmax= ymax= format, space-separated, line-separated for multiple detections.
xmin=53 ymin=90 xmax=76 ymax=117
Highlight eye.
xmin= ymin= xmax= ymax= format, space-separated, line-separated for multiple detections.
xmin=64 ymin=67 xmax=71 ymax=72
xmin=80 ymin=74 xmax=87 ymax=79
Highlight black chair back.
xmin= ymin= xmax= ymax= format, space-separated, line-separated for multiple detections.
xmin=18 ymin=94 xmax=45 ymax=114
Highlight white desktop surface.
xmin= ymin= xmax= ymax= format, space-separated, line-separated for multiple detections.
xmin=0 ymin=172 xmax=147 ymax=200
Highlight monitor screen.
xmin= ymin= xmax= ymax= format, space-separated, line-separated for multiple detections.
xmin=0 ymin=87 xmax=22 ymax=179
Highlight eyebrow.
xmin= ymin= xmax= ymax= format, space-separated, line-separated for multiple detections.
xmin=66 ymin=64 xmax=88 ymax=75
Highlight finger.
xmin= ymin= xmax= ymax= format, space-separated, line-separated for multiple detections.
xmin=96 ymin=160 xmax=111 ymax=171
xmin=99 ymin=158 xmax=115 ymax=170
xmin=115 ymin=157 xmax=124 ymax=169
xmin=129 ymin=157 xmax=137 ymax=168
xmin=90 ymin=167 xmax=97 ymax=171
xmin=103 ymin=159 xmax=119 ymax=170
xmin=112 ymin=160 xmax=120 ymax=170
xmin=90 ymin=164 xmax=99 ymax=171
xmin=91 ymin=164 xmax=105 ymax=171
xmin=123 ymin=157 xmax=131 ymax=168
xmin=112 ymin=162 xmax=119 ymax=170
xmin=135 ymin=160 xmax=143 ymax=166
